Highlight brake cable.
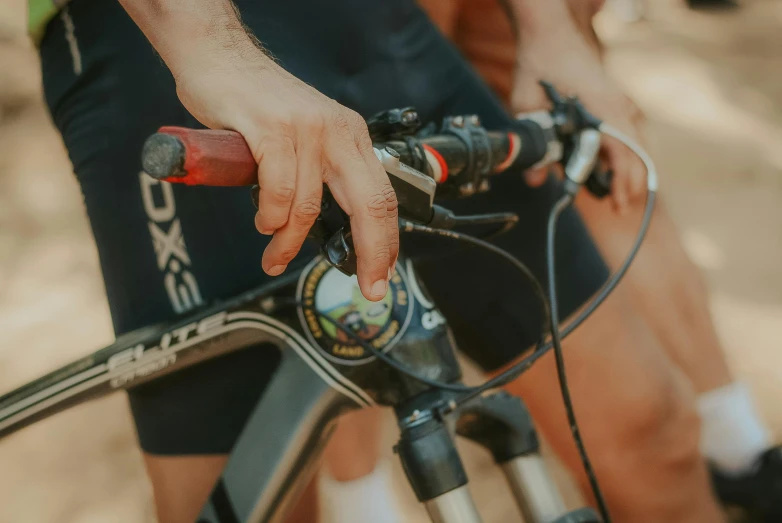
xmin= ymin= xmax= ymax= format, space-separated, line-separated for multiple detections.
xmin=285 ymin=218 xmax=551 ymax=394
xmin=291 ymin=118 xmax=658 ymax=523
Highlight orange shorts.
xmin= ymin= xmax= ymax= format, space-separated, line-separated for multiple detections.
xmin=419 ymin=0 xmax=518 ymax=104
xmin=420 ymin=0 xmax=604 ymax=104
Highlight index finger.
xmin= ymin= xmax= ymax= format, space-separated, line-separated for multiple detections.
xmin=345 ymin=112 xmax=401 ymax=275
xmin=326 ymin=148 xmax=396 ymax=302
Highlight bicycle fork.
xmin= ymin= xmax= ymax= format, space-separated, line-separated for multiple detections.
xmin=395 ymin=392 xmax=601 ymax=523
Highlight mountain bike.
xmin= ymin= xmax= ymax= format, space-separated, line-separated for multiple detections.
xmin=0 ymin=84 xmax=657 ymax=523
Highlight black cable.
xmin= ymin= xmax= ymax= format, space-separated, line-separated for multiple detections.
xmin=555 ymin=190 xmax=657 ymax=337
xmin=418 ymin=207 xmax=520 ymax=264
xmin=299 ymin=303 xmax=471 ymax=392
xmin=469 ymin=189 xmax=658 ymax=403
xmin=450 ymin=212 xmax=518 ymax=228
xmin=547 ymin=194 xmax=611 ymax=523
xmin=450 ymin=212 xmax=519 ymax=240
xmin=402 ymin=221 xmax=551 ymax=337
xmin=286 ymin=186 xmax=656 ymax=470
xmin=399 ymin=221 xmax=551 ymax=406
xmin=280 ymin=223 xmax=552 ymax=395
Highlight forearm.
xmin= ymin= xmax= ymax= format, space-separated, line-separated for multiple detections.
xmin=567 ymin=0 xmax=605 ymax=55
xmin=117 ymin=0 xmax=268 ymax=79
xmin=505 ymin=0 xmax=577 ymax=43
xmin=502 ymin=0 xmax=601 ymax=51
xmin=504 ymin=0 xmax=605 ymax=94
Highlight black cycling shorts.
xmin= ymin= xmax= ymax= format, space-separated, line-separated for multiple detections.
xmin=40 ymin=0 xmax=608 ymax=455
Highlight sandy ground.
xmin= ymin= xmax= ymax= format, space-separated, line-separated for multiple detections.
xmin=0 ymin=1 xmax=780 ymax=521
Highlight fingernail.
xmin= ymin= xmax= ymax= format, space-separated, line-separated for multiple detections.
xmin=371 ymin=279 xmax=388 ymax=298
xmin=267 ymin=265 xmax=287 ymax=276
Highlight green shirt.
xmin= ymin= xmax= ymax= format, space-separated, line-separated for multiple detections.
xmin=29 ymin=0 xmax=66 ymax=43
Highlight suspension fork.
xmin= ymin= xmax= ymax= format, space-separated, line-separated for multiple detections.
xmin=395 ymin=408 xmax=483 ymax=523
xmin=456 ymin=392 xmax=602 ymax=523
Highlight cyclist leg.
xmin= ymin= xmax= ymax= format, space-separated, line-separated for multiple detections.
xmin=574 ymin=189 xmax=774 ymax=480
xmin=40 ymin=3 xmax=317 ymax=521
xmin=576 ymin=196 xmax=735 ymax=393
xmin=239 ymin=1 xmax=724 ymax=518
xmin=379 ymin=10 xmax=722 ymax=522
xmin=451 ymin=0 xmax=773 ymax=480
xmin=413 ymin=180 xmax=722 ymax=521
xmin=320 ymin=408 xmax=405 ymax=523
xmin=324 ymin=409 xmax=383 ymax=482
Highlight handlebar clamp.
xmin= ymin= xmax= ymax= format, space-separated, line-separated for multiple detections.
xmin=440 ymin=115 xmax=493 ymax=196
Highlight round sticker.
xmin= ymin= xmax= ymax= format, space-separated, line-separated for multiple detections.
xmin=296 ymin=258 xmax=414 ymax=365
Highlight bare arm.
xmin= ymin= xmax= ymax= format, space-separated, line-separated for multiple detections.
xmin=117 ymin=0 xmax=260 ymax=76
xmin=117 ymin=0 xmax=398 ymax=301
xmin=503 ymin=0 xmax=647 ymax=213
xmin=567 ymin=0 xmax=606 ymax=55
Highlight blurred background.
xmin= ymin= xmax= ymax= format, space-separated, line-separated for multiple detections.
xmin=0 ymin=0 xmax=780 ymax=521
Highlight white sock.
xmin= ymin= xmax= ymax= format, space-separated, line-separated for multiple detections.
xmin=319 ymin=460 xmax=404 ymax=523
xmin=697 ymin=381 xmax=772 ymax=475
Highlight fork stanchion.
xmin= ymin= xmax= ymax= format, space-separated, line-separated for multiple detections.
xmin=395 ymin=409 xmax=483 ymax=523
xmin=424 ymin=485 xmax=484 ymax=523
xmin=455 ymin=392 xmax=567 ymax=522
xmin=502 ymin=455 xmax=568 ymax=523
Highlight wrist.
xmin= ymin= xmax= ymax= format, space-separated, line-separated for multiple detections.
xmin=169 ymin=36 xmax=272 ymax=84
xmin=167 ymin=26 xmax=267 ymax=80
xmin=122 ymin=0 xmax=269 ymax=80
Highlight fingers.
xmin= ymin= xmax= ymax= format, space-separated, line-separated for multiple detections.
xmin=254 ymin=135 xmax=297 ymax=235
xmin=261 ymin=140 xmax=323 ymax=276
xmin=326 ymin=109 xmax=398 ymax=302
xmin=246 ymin=100 xmax=398 ymax=298
xmin=605 ymin=135 xmax=647 ymax=215
xmin=346 ymin=110 xmax=400 ymax=278
xmin=524 ymin=167 xmax=550 ymax=187
xmin=626 ymin=154 xmax=647 ymax=202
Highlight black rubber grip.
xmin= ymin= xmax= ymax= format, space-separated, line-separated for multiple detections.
xmin=510 ymin=118 xmax=549 ymax=169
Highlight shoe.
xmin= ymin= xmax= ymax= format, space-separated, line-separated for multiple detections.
xmin=711 ymin=446 xmax=782 ymax=523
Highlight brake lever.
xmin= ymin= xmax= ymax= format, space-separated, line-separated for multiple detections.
xmin=252 ymin=184 xmax=358 ymax=275
xmin=324 ymin=229 xmax=357 ymax=276
xmin=533 ymin=83 xmax=610 ymax=199
xmin=248 ymin=144 xmax=441 ymax=278
xmin=315 ymin=146 xmax=437 ymax=277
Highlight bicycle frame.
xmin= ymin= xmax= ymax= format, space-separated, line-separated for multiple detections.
xmin=0 ymin=255 xmax=595 ymax=523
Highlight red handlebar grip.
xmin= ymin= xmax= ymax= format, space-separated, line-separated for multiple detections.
xmin=142 ymin=127 xmax=258 ymax=186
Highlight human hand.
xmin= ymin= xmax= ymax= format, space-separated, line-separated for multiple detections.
xmin=511 ymin=32 xmax=647 ymax=213
xmin=172 ymin=43 xmax=398 ymax=301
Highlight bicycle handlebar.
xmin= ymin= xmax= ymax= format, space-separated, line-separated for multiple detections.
xmin=139 ymin=103 xmax=614 ymax=277
xmin=142 ymin=123 xmax=542 ymax=188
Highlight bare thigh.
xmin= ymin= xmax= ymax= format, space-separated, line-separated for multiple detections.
xmin=576 ymin=193 xmax=732 ymax=392
xmin=143 ymin=454 xmax=228 ymax=523
xmin=501 ymin=288 xmax=723 ymax=522
xmin=143 ymin=454 xmax=318 ymax=523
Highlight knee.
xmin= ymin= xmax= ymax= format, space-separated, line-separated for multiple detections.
xmin=586 ymin=0 xmax=607 ymax=16
xmin=597 ymin=369 xmax=702 ymax=478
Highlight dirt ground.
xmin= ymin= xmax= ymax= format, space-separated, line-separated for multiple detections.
xmin=0 ymin=1 xmax=780 ymax=521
